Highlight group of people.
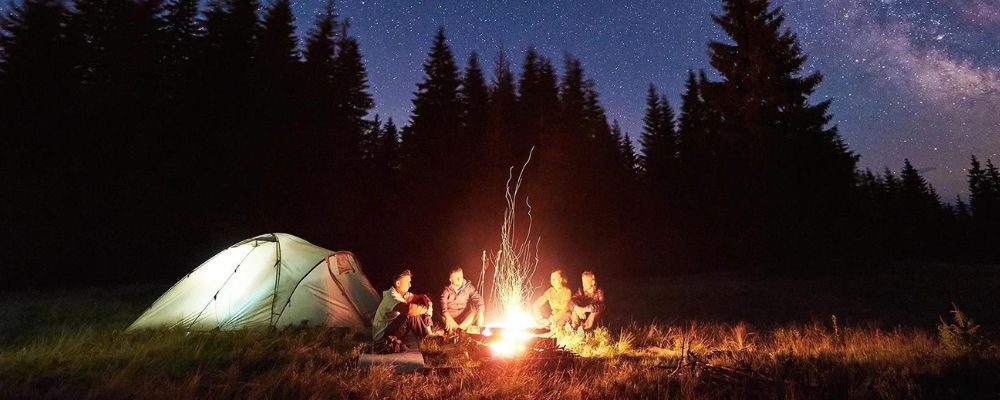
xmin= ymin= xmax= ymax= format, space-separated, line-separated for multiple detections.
xmin=371 ymin=267 xmax=605 ymax=354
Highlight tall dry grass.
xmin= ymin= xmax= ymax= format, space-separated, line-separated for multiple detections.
xmin=2 ymin=317 xmax=996 ymax=399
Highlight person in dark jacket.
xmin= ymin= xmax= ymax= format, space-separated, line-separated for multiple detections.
xmin=571 ymin=271 xmax=605 ymax=332
xmin=440 ymin=267 xmax=485 ymax=333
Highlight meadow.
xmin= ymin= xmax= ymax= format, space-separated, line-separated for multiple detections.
xmin=1 ymin=263 xmax=998 ymax=399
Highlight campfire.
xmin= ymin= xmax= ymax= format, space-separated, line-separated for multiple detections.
xmin=420 ymin=149 xmax=575 ymax=368
xmin=481 ymin=311 xmax=546 ymax=358
xmin=476 ymin=148 xmax=572 ymax=363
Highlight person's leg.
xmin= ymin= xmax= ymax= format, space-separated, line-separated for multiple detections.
xmin=584 ymin=311 xmax=600 ymax=332
xmin=384 ymin=312 xmax=410 ymax=339
xmin=375 ymin=313 xmax=412 ymax=353
xmin=571 ymin=306 xmax=587 ymax=329
xmin=402 ymin=314 xmax=433 ymax=341
xmin=458 ymin=308 xmax=477 ymax=329
xmin=550 ymin=309 xmax=572 ymax=331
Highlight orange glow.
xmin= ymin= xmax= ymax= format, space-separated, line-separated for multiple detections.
xmin=484 ymin=309 xmax=537 ymax=358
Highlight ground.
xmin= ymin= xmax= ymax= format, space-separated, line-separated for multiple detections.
xmin=1 ymin=263 xmax=998 ymax=399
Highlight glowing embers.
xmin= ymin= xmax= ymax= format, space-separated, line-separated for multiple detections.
xmin=482 ymin=310 xmax=555 ymax=359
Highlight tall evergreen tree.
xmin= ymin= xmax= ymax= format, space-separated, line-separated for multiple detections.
xmin=0 ymin=0 xmax=80 ymax=133
xmin=699 ymin=0 xmax=858 ymax=265
xmin=639 ymin=85 xmax=677 ymax=184
xmin=516 ymin=47 xmax=559 ymax=160
xmin=258 ymin=0 xmax=296 ymax=64
xmin=677 ymin=70 xmax=707 ymax=168
xmin=402 ymin=27 xmax=461 ymax=172
xmin=398 ymin=27 xmax=463 ymax=266
xmin=458 ymin=51 xmax=490 ymax=191
xmin=159 ymin=0 xmax=200 ymax=110
xmin=301 ymin=0 xmax=338 ymax=131
xmin=483 ymin=48 xmax=517 ymax=179
xmin=330 ymin=23 xmax=373 ymax=162
xmin=256 ymin=0 xmax=298 ymax=131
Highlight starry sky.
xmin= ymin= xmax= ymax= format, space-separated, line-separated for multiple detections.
xmin=282 ymin=0 xmax=997 ymax=199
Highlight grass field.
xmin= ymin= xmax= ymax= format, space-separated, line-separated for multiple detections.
xmin=1 ymin=263 xmax=998 ymax=399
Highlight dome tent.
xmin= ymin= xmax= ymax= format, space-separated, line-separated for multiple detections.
xmin=128 ymin=233 xmax=381 ymax=331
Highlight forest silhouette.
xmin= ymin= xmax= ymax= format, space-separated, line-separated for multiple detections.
xmin=2 ymin=0 xmax=998 ymax=289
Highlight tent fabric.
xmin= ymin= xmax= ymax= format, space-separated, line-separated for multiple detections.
xmin=128 ymin=233 xmax=381 ymax=331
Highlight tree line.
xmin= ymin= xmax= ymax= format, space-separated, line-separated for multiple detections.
xmin=1 ymin=0 xmax=996 ymax=289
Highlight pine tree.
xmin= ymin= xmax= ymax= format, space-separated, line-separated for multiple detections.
xmin=330 ymin=23 xmax=374 ymax=163
xmin=677 ymin=70 xmax=706 ymax=168
xmin=256 ymin=0 xmax=298 ymax=129
xmin=967 ymin=155 xmax=988 ymax=219
xmin=402 ymin=27 xmax=461 ymax=171
xmin=0 ymin=0 xmax=80 ymax=132
xmin=458 ymin=51 xmax=489 ymax=171
xmin=483 ymin=48 xmax=517 ymax=175
xmin=556 ymin=56 xmax=593 ymax=169
xmin=301 ymin=0 xmax=337 ymax=131
xmin=639 ymin=85 xmax=677 ymax=185
xmin=380 ymin=118 xmax=400 ymax=172
xmin=900 ymin=159 xmax=930 ymax=198
xmin=160 ymin=0 xmax=200 ymax=107
xmin=258 ymin=0 xmax=297 ymax=70
xmin=700 ymin=0 xmax=859 ymax=265
xmin=516 ymin=47 xmax=559 ymax=159
xmin=397 ymin=27 xmax=463 ymax=266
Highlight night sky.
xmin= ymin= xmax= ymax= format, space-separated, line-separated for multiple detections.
xmin=3 ymin=0 xmax=993 ymax=197
xmin=281 ymin=0 xmax=997 ymax=199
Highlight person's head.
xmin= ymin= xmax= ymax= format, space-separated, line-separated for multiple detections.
xmin=550 ymin=270 xmax=567 ymax=289
xmin=449 ymin=267 xmax=464 ymax=287
xmin=394 ymin=269 xmax=412 ymax=293
xmin=582 ymin=271 xmax=596 ymax=292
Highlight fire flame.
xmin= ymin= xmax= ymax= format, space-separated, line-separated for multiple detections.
xmin=484 ymin=310 xmax=536 ymax=358
xmin=483 ymin=149 xmax=540 ymax=359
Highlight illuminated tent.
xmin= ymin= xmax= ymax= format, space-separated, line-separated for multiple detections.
xmin=128 ymin=233 xmax=381 ymax=331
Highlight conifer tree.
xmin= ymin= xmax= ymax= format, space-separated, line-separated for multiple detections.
xmin=257 ymin=0 xmax=298 ymax=130
xmin=0 ymin=0 xmax=80 ymax=131
xmin=458 ymin=51 xmax=489 ymax=171
xmin=699 ymin=0 xmax=858 ymax=265
xmin=483 ymin=48 xmax=517 ymax=175
xmin=301 ymin=0 xmax=337 ymax=132
xmin=258 ymin=0 xmax=297 ymax=71
xmin=967 ymin=155 xmax=989 ymax=219
xmin=402 ymin=27 xmax=461 ymax=172
xmin=677 ymin=70 xmax=706 ymax=168
xmin=160 ymin=0 xmax=200 ymax=108
xmin=397 ymin=27 xmax=463 ymax=265
xmin=330 ymin=23 xmax=373 ymax=161
xmin=639 ymin=85 xmax=677 ymax=185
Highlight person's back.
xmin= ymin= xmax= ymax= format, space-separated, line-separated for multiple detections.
xmin=372 ymin=287 xmax=408 ymax=342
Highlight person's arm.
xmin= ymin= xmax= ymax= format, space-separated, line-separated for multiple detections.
xmin=392 ymin=302 xmax=409 ymax=317
xmin=441 ymin=288 xmax=458 ymax=331
xmin=471 ymin=286 xmax=485 ymax=326
xmin=533 ymin=288 xmax=550 ymax=320
xmin=590 ymin=288 xmax=605 ymax=314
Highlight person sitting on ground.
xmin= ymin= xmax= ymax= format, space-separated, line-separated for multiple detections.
xmin=533 ymin=270 xmax=573 ymax=331
xmin=372 ymin=269 xmax=439 ymax=353
xmin=571 ymin=270 xmax=605 ymax=332
xmin=440 ymin=267 xmax=485 ymax=334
